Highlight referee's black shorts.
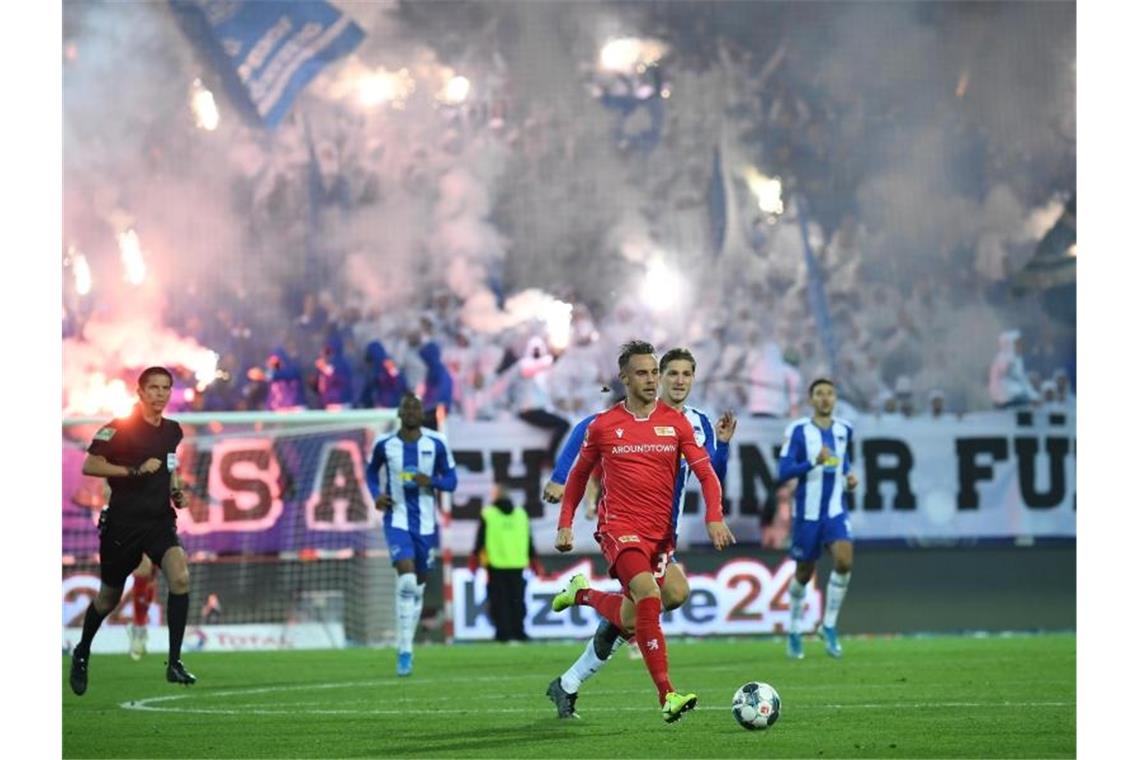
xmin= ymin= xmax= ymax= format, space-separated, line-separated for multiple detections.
xmin=97 ymin=511 xmax=183 ymax=588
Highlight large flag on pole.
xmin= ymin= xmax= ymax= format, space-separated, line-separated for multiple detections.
xmin=707 ymin=145 xmax=728 ymax=257
xmin=795 ymin=195 xmax=839 ymax=379
xmin=170 ymin=0 xmax=363 ymax=128
xmin=708 ymin=132 xmax=748 ymax=258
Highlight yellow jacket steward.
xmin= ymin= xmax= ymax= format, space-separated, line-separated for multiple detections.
xmin=481 ymin=505 xmax=530 ymax=569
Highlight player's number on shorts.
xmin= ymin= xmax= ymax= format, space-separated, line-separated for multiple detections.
xmin=653 ymin=553 xmax=668 ymax=580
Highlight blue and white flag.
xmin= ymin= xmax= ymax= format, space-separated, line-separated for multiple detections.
xmin=795 ymin=195 xmax=839 ymax=379
xmin=707 ymin=145 xmax=727 ymax=257
xmin=707 ymin=137 xmax=746 ymax=258
xmin=170 ymin=0 xmax=363 ymax=128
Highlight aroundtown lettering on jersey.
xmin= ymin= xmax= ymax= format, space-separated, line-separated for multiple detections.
xmin=611 ymin=443 xmax=678 ymax=454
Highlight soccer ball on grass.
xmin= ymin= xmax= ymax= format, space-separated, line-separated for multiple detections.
xmin=731 ymin=681 xmax=780 ymax=730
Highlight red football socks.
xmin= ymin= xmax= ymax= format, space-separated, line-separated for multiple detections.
xmin=635 ymin=596 xmax=672 ymax=703
xmin=131 ymin=572 xmax=154 ymax=626
xmin=576 ymin=589 xmax=627 ymax=632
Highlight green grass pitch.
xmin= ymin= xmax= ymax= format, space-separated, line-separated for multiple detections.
xmin=63 ymin=633 xmax=1075 ymax=758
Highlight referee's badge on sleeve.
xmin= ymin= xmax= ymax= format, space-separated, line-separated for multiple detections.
xmin=167 ymin=453 xmax=178 ymax=470
xmin=93 ymin=426 xmax=115 ymax=442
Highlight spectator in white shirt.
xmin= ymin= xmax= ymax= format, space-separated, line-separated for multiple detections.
xmin=747 ymin=340 xmax=802 ymax=419
xmin=988 ymin=329 xmax=1040 ymax=409
xmin=510 ymin=335 xmax=570 ymax=466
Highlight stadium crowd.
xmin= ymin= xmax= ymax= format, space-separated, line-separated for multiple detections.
xmin=62 ymin=269 xmax=1074 ymax=425
xmin=61 ymin=3 xmax=1074 ymax=423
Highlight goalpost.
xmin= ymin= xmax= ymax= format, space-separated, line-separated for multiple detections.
xmin=61 ymin=408 xmax=454 ymax=651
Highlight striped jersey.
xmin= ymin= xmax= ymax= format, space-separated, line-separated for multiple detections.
xmin=366 ymin=429 xmax=458 ymax=535
xmin=777 ymin=416 xmax=854 ymax=522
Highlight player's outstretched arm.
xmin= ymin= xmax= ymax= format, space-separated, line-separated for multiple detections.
xmin=713 ymin=413 xmax=736 ymax=475
xmin=365 ymin=442 xmax=385 ymax=501
xmin=554 ymin=527 xmax=574 ymax=553
xmin=706 ymin=521 xmax=736 ymax=550
xmin=696 ymin=410 xmax=731 ymax=483
xmin=689 ymin=451 xmax=733 ymax=549
xmin=715 ymin=411 xmax=737 ymax=443
xmin=777 ymin=424 xmax=814 ymax=483
xmin=548 ymin=415 xmax=594 ymax=492
xmin=430 ymin=438 xmax=459 ymax=492
xmin=843 ymin=425 xmax=859 ymax=490
xmin=680 ymin=423 xmax=725 ymax=523
xmin=542 ymin=481 xmax=564 ymax=504
xmin=557 ymin=422 xmax=600 ymax=528
xmin=365 ymin=444 xmax=394 ymax=510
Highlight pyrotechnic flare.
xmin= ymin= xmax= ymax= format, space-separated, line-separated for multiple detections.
xmin=67 ymin=246 xmax=92 ymax=295
xmin=641 ymin=257 xmax=683 ymax=313
xmin=440 ymin=75 xmax=471 ymax=105
xmin=544 ymin=298 xmax=573 ymax=352
xmin=356 ymin=66 xmax=415 ymax=109
xmin=599 ymin=37 xmax=668 ymax=74
xmin=742 ymin=167 xmax=784 ymax=216
xmin=117 ymin=229 xmax=146 ymax=285
xmin=190 ymin=78 xmax=220 ymax=131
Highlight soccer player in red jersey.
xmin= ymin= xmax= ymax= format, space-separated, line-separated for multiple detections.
xmin=544 ymin=347 xmax=735 ymax=719
xmin=554 ymin=340 xmax=734 ymax=722
xmin=127 ymin=556 xmax=158 ymax=660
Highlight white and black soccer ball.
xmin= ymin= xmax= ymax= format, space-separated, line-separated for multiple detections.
xmin=731 ymin=681 xmax=781 ymax=731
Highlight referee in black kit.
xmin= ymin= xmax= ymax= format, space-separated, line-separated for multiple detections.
xmin=69 ymin=366 xmax=196 ymax=695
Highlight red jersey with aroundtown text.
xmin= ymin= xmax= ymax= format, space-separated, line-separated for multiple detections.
xmin=558 ymin=401 xmax=723 ymax=541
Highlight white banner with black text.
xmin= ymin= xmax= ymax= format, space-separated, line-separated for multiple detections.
xmin=445 ymin=409 xmax=1075 ymax=553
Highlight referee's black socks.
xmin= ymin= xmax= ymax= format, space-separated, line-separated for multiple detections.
xmin=167 ymin=592 xmax=189 ymax=661
xmin=76 ymin=602 xmax=110 ymax=655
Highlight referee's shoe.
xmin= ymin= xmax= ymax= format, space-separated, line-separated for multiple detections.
xmin=69 ymin=648 xmax=89 ymax=695
xmin=166 ymin=660 xmax=197 ymax=685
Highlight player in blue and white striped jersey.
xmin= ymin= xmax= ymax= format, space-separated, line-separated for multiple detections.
xmin=777 ymin=377 xmax=859 ymax=660
xmin=366 ymin=392 xmax=458 ymax=676
xmin=541 ymin=347 xmax=735 ymax=718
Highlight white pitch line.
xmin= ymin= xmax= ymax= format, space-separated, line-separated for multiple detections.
xmin=119 ymin=673 xmax=1071 ymax=710
xmin=118 ymin=663 xmax=1072 ymax=715
xmin=193 ymin=683 xmax=1073 ymax=710
xmin=122 ymin=702 xmax=1070 ymax=716
xmin=121 ymin=676 xmax=1069 ymax=717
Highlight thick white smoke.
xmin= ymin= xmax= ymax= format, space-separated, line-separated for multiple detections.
xmin=62 ymin=1 xmax=523 ymax=413
xmin=62 ymin=1 xmax=1074 ymax=415
xmin=810 ymin=3 xmax=1074 ymax=283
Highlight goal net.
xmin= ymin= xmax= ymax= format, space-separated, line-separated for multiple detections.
xmin=61 ymin=408 xmax=447 ymax=652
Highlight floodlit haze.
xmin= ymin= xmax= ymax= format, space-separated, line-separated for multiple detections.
xmin=62 ymin=1 xmax=1075 ymax=414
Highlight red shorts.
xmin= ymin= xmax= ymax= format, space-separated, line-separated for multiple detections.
xmin=595 ymin=531 xmax=674 ymax=589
